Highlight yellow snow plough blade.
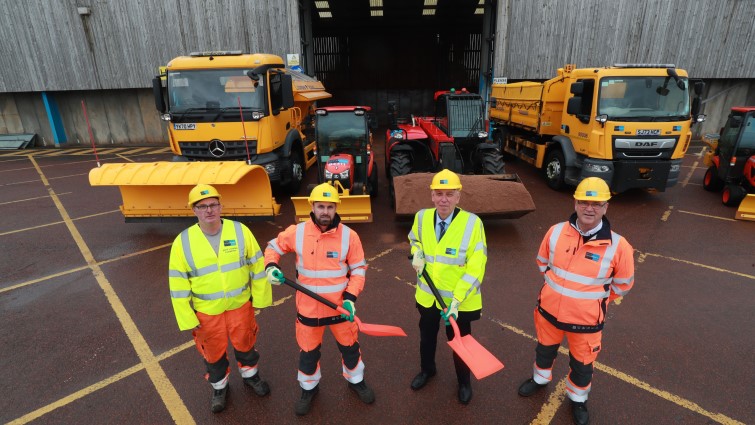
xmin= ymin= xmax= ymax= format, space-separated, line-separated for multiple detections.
xmin=735 ymin=194 xmax=755 ymax=221
xmin=89 ymin=161 xmax=280 ymax=222
xmin=291 ymin=181 xmax=373 ymax=223
xmin=393 ymin=173 xmax=535 ymax=219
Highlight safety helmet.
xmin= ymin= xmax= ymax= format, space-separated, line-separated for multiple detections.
xmin=430 ymin=169 xmax=462 ymax=191
xmin=188 ymin=184 xmax=222 ymax=206
xmin=308 ymin=182 xmax=341 ymax=204
xmin=573 ymin=177 xmax=611 ymax=201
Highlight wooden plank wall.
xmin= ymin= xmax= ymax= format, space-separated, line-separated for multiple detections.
xmin=494 ymin=0 xmax=755 ymax=80
xmin=0 ymin=0 xmax=302 ymax=92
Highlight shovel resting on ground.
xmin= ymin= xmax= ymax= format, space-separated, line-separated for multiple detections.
xmin=421 ymin=269 xmax=504 ymax=379
xmin=274 ymin=270 xmax=407 ymax=337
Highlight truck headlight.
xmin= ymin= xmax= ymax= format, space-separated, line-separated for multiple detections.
xmin=584 ymin=163 xmax=611 ymax=173
xmin=390 ymin=130 xmax=404 ymax=140
xmin=477 ymin=131 xmax=488 ymax=138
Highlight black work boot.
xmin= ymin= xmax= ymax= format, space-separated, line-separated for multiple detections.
xmin=348 ymin=380 xmax=375 ymax=404
xmin=210 ymin=385 xmax=228 ymax=413
xmin=410 ymin=370 xmax=436 ymax=390
xmin=243 ymin=374 xmax=270 ymax=396
xmin=294 ymin=385 xmax=319 ymax=416
xmin=518 ymin=378 xmax=547 ymax=397
xmin=571 ymin=401 xmax=589 ymax=425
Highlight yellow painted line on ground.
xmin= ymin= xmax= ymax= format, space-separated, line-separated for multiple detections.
xmin=7 ymin=293 xmax=292 ymax=424
xmin=682 ymin=160 xmax=698 ymax=187
xmin=3 ymin=172 xmax=90 ymax=186
xmin=0 ymin=210 xmax=118 ymax=237
xmin=489 ymin=319 xmax=744 ymax=425
xmin=678 ymin=210 xmax=736 ymax=222
xmin=116 ymin=153 xmax=135 ymax=162
xmin=27 ymin=155 xmax=194 ymax=424
xmin=367 ymin=248 xmax=393 ymax=261
xmin=0 ymin=192 xmax=71 ymax=205
xmin=637 ymin=250 xmax=753 ymax=280
xmin=530 ymin=379 xmax=568 ymax=425
xmin=661 ymin=205 xmax=674 ymax=221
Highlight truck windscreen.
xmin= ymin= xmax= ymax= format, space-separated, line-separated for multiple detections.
xmin=598 ymin=76 xmax=689 ymax=120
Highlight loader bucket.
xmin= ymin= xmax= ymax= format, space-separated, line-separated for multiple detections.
xmin=89 ymin=161 xmax=280 ymax=222
xmin=393 ymin=173 xmax=535 ymax=219
xmin=735 ymin=194 xmax=755 ymax=221
xmin=291 ymin=192 xmax=373 ymax=223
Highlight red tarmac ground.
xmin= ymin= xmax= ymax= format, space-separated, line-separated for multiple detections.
xmin=0 ymin=141 xmax=752 ymax=425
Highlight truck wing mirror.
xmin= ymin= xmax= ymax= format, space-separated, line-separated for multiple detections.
xmin=152 ymin=77 xmax=166 ymax=113
xmin=694 ymin=81 xmax=705 ymax=95
xmin=570 ymin=82 xmax=584 ymax=95
xmin=566 ymin=96 xmax=582 ymax=115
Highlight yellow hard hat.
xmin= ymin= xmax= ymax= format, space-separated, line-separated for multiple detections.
xmin=430 ymin=169 xmax=462 ymax=190
xmin=188 ymin=184 xmax=221 ymax=206
xmin=308 ymin=182 xmax=341 ymax=204
xmin=573 ymin=177 xmax=611 ymax=201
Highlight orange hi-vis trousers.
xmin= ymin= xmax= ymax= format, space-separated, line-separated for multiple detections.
xmin=532 ymin=308 xmax=601 ymax=402
xmin=193 ymin=301 xmax=260 ymax=389
xmin=295 ymin=319 xmax=363 ymax=390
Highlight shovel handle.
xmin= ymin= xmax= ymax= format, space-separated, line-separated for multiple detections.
xmin=274 ymin=271 xmax=348 ymax=315
xmin=421 ymin=268 xmax=448 ymax=310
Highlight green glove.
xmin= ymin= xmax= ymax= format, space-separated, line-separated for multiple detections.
xmin=340 ymin=299 xmax=356 ymax=322
xmin=440 ymin=298 xmax=461 ymax=325
xmin=266 ymin=266 xmax=284 ymax=285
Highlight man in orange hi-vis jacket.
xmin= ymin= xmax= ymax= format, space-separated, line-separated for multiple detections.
xmin=264 ymin=183 xmax=374 ymax=416
xmin=517 ymin=177 xmax=635 ymax=425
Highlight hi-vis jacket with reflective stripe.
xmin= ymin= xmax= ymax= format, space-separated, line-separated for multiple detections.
xmin=169 ymin=220 xmax=271 ymax=331
xmin=264 ymin=218 xmax=366 ymax=319
xmin=536 ymin=215 xmax=634 ymax=332
xmin=409 ymin=208 xmax=486 ymax=311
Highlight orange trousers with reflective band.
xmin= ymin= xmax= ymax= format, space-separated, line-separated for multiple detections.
xmin=534 ymin=309 xmax=602 ymax=364
xmin=193 ymin=301 xmax=258 ymax=364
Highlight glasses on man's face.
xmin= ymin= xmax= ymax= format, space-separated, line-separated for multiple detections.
xmin=576 ymin=200 xmax=607 ymax=208
xmin=194 ymin=203 xmax=221 ymax=212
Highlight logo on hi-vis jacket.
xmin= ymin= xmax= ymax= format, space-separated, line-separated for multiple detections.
xmin=584 ymin=252 xmax=600 ymax=261
xmin=223 ymin=240 xmax=237 ymax=247
xmin=445 ymin=248 xmax=457 ymax=255
xmin=326 ymin=251 xmax=339 ymax=258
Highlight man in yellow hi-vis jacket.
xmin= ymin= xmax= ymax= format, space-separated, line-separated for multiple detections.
xmin=169 ymin=184 xmax=272 ymax=413
xmin=408 ymin=169 xmax=487 ymax=404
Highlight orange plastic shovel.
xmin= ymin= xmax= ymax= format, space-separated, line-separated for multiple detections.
xmin=275 ymin=271 xmax=406 ymax=337
xmin=421 ymin=269 xmax=504 ymax=379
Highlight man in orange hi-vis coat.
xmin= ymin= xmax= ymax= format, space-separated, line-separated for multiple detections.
xmin=517 ymin=177 xmax=635 ymax=425
xmin=264 ymin=183 xmax=374 ymax=416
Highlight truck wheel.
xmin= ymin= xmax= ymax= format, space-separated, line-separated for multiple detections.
xmin=284 ymin=149 xmax=304 ymax=194
xmin=369 ymin=166 xmax=379 ymax=197
xmin=544 ymin=149 xmax=566 ymax=190
xmin=389 ymin=151 xmax=411 ymax=178
xmin=722 ymin=184 xmax=747 ymax=206
xmin=481 ymin=149 xmax=505 ymax=174
xmin=703 ymin=166 xmax=724 ymax=191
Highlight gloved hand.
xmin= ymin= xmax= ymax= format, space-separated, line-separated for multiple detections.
xmin=440 ymin=298 xmax=461 ymax=325
xmin=412 ymin=250 xmax=425 ymax=275
xmin=340 ymin=299 xmax=356 ymax=322
xmin=265 ymin=266 xmax=284 ymax=285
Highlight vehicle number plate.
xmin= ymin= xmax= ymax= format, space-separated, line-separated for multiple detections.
xmin=174 ymin=123 xmax=196 ymax=130
xmin=636 ymin=129 xmax=660 ymax=136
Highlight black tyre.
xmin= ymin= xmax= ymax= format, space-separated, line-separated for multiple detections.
xmin=544 ymin=149 xmax=566 ymax=190
xmin=369 ymin=165 xmax=379 ymax=197
xmin=389 ymin=151 xmax=412 ymax=178
xmin=481 ymin=149 xmax=505 ymax=174
xmin=703 ymin=166 xmax=724 ymax=192
xmin=722 ymin=184 xmax=747 ymax=206
xmin=284 ymin=148 xmax=304 ymax=194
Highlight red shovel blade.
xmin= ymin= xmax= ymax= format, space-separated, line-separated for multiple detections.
xmin=354 ymin=317 xmax=407 ymax=337
xmin=446 ymin=319 xmax=504 ymax=379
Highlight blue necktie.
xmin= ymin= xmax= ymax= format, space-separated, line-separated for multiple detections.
xmin=439 ymin=221 xmax=447 ymax=240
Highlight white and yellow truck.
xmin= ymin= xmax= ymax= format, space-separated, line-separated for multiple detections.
xmin=490 ymin=64 xmax=705 ymax=192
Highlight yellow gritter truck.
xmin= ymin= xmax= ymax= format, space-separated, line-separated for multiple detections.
xmin=490 ymin=64 xmax=705 ymax=192
xmin=89 ymin=51 xmax=331 ymax=221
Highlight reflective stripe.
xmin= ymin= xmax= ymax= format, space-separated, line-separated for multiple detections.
xmin=457 ymin=214 xmax=478 ymax=259
xmin=597 ymin=232 xmax=621 ymax=278
xmin=537 ymin=255 xmax=548 ymax=264
xmin=349 ymin=260 xmax=367 ymax=270
xmin=342 ymin=359 xmax=365 ymax=384
xmin=350 ymin=268 xmax=366 ymax=276
xmin=295 ymin=222 xmax=306 ymax=269
xmin=550 ymin=265 xmax=612 ymax=286
xmin=192 ymin=283 xmax=249 ymax=300
xmin=544 ymin=275 xmax=610 ymax=299
xmin=297 ymin=266 xmax=348 ymax=279
xmin=533 ymin=363 xmax=553 ymax=385
xmin=247 ymin=249 xmax=263 ymax=265
xmin=474 ymin=241 xmax=487 ymax=256
xmin=460 ymin=273 xmax=482 ymax=299
xmin=181 ymin=221 xmax=249 ymax=278
xmin=297 ymin=279 xmax=348 ymax=294
xmin=170 ymin=290 xmax=192 ymax=298
xmin=233 ymin=220 xmax=246 ymax=267
xmin=566 ymin=378 xmax=591 ymax=403
xmin=169 ymin=269 xmax=188 ymax=279
xmin=220 ymin=262 xmax=245 ymax=273
xmin=417 ymin=279 xmax=454 ymax=299
xmin=538 ymin=265 xmax=548 ymax=272
xmin=211 ymin=374 xmax=230 ymax=390
xmin=298 ymin=367 xmax=322 ymax=391
xmin=613 ymin=276 xmax=634 ymax=284
xmin=181 ymin=229 xmax=195 ymax=274
xmin=252 ymin=270 xmax=266 ymax=280
xmin=267 ymin=238 xmax=284 ymax=256
xmin=417 ymin=209 xmax=426 ymax=244
xmin=433 ymin=255 xmax=466 ymax=266
xmin=425 ymin=254 xmax=435 ymax=263
xmin=548 ymin=222 xmax=566 ymax=265
xmin=340 ymin=226 xmax=350 ymax=261
xmin=610 ymin=284 xmax=630 ymax=296
xmin=190 ymin=263 xmax=219 ymax=278
xmin=239 ymin=364 xmax=258 ymax=379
